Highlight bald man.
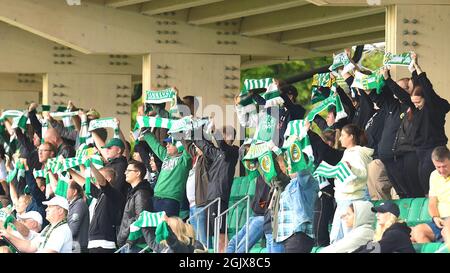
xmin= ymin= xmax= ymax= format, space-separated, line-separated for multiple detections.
xmin=43 ymin=128 xmax=75 ymax=158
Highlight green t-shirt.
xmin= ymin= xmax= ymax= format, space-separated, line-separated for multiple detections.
xmin=144 ymin=134 xmax=192 ymax=203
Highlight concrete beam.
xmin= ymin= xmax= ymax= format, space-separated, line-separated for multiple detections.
xmin=106 ymin=0 xmax=152 ymax=8
xmin=188 ymin=0 xmax=308 ymax=25
xmin=0 ymin=0 xmax=317 ymax=57
xmin=240 ymin=4 xmax=385 ymax=36
xmin=281 ymin=13 xmax=385 ymax=44
xmin=307 ymin=0 xmax=450 ymax=6
xmin=0 ymin=22 xmax=141 ymax=74
xmin=141 ymin=0 xmax=223 ymax=15
xmin=305 ymin=30 xmax=385 ymax=51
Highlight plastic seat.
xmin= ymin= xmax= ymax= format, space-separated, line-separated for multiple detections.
xmin=419 ymin=198 xmax=431 ymax=223
xmin=420 ymin=242 xmax=446 ymax=253
xmin=407 ymin=198 xmax=427 ymax=226
xmin=393 ymin=198 xmax=413 ymax=220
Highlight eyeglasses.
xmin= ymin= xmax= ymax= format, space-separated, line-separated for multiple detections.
xmin=125 ymin=169 xmax=139 ymax=173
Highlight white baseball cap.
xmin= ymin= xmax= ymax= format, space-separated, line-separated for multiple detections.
xmin=18 ymin=211 xmax=43 ymax=227
xmin=42 ymin=196 xmax=69 ymax=211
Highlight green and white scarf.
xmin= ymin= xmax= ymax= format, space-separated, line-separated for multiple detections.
xmin=311 ymin=73 xmax=336 ymax=104
xmin=284 ymin=119 xmax=308 ymax=141
xmin=144 ymin=88 xmax=179 ymax=119
xmin=37 ymin=105 xmax=67 ymax=113
xmin=78 ymin=119 xmax=93 ymax=145
xmin=258 ymin=151 xmax=277 ymax=184
xmin=128 ymin=211 xmax=166 ymax=241
xmin=282 ymin=139 xmax=308 ymax=175
xmin=383 ymin=52 xmax=412 ymax=66
xmin=243 ymin=141 xmax=282 ymax=161
xmin=6 ymin=161 xmax=26 ymax=183
xmin=136 ymin=116 xmax=173 ymax=129
xmin=313 ymin=161 xmax=356 ymax=185
xmin=54 ymin=172 xmax=70 ymax=198
xmin=168 ymin=117 xmax=209 ymax=134
xmin=253 ymin=113 xmax=278 ymax=143
xmin=282 ymin=134 xmax=314 ymax=172
xmin=351 ymin=70 xmax=385 ymax=94
xmin=241 ymin=78 xmax=273 ymax=96
xmin=329 ymin=52 xmax=354 ymax=74
xmin=0 ymin=110 xmax=27 ymax=131
xmin=88 ymin=118 xmax=120 ymax=138
xmin=306 ymin=93 xmax=347 ymax=122
xmin=41 ymin=118 xmax=49 ymax=144
xmin=262 ymin=83 xmax=284 ymax=108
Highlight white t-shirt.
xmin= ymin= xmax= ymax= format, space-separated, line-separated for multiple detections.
xmin=186 ymin=162 xmax=197 ymax=208
xmin=32 ymin=223 xmax=73 ymax=253
xmin=12 ymin=229 xmax=39 ymax=241
xmin=0 ymin=160 xmax=7 ymax=181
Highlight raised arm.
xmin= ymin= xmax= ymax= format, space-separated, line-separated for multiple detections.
xmin=142 ymin=132 xmax=167 ymax=161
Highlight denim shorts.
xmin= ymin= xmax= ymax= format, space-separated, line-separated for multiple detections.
xmin=427 ymin=217 xmax=448 ymax=242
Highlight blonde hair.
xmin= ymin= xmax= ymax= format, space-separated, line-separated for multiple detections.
xmin=373 ymin=212 xmax=402 ymax=242
xmin=161 ymin=217 xmax=191 ymax=247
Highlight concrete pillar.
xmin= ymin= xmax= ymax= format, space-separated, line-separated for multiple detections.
xmin=43 ymin=73 xmax=132 ymax=138
xmin=142 ymin=53 xmax=241 ymax=130
xmin=0 ymin=73 xmax=41 ymax=109
xmin=386 ymin=4 xmax=450 ymax=137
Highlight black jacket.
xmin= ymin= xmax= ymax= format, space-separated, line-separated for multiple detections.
xmin=117 ymin=180 xmax=154 ymax=247
xmin=68 ymin=197 xmax=90 ymax=250
xmin=194 ymin=138 xmax=239 ymax=204
xmin=370 ymin=79 xmax=413 ymax=159
xmin=88 ymin=182 xmax=125 ymax=244
xmin=354 ymin=222 xmax=415 ymax=253
xmin=106 ymin=156 xmax=130 ymax=199
xmin=250 ymin=175 xmax=271 ymax=216
xmin=412 ymin=72 xmax=450 ymax=149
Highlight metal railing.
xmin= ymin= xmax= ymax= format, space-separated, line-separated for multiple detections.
xmin=214 ymin=195 xmax=250 ymax=253
xmin=186 ymin=197 xmax=221 ymax=250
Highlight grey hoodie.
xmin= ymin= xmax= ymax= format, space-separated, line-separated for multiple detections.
xmin=320 ymin=200 xmax=375 ymax=253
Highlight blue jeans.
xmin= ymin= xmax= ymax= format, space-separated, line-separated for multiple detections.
xmin=265 ymin=233 xmax=284 ymax=253
xmin=226 ymin=216 xmax=264 ymax=253
xmin=153 ymin=198 xmax=180 ymax=217
xmin=118 ymin=244 xmax=143 ymax=253
xmin=189 ymin=206 xmax=207 ymax=247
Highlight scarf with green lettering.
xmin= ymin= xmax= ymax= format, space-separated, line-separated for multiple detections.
xmin=88 ymin=118 xmax=120 ymax=138
xmin=128 ymin=211 xmax=166 ymax=241
xmin=351 ymin=70 xmax=385 ymax=94
xmin=383 ymin=52 xmax=413 ymax=66
xmin=306 ymin=93 xmax=347 ymax=122
xmin=144 ymin=88 xmax=179 ymax=119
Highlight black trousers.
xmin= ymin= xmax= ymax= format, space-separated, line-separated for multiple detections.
xmin=283 ymin=232 xmax=315 ymax=253
xmin=88 ymin=247 xmax=116 ymax=253
xmin=416 ymin=148 xmax=435 ymax=195
xmin=313 ymin=185 xmax=335 ymax=247
xmin=382 ymin=152 xmax=425 ymax=198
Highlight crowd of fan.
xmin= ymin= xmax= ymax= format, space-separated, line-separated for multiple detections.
xmin=0 ymin=51 xmax=449 ymax=253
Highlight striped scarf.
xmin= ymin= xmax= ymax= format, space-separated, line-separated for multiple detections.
xmin=88 ymin=118 xmax=120 ymax=138
xmin=253 ymin=113 xmax=278 ymax=143
xmin=136 ymin=116 xmax=173 ymax=129
xmin=0 ymin=110 xmax=28 ymax=131
xmin=241 ymin=78 xmax=273 ymax=96
xmin=262 ymin=83 xmax=284 ymax=108
xmin=313 ymin=161 xmax=356 ymax=185
xmin=37 ymin=105 xmax=67 ymax=113
xmin=128 ymin=211 xmax=166 ymax=241
xmin=284 ymin=119 xmax=308 ymax=141
xmin=306 ymin=93 xmax=347 ymax=122
xmin=55 ymin=172 xmax=70 ymax=198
